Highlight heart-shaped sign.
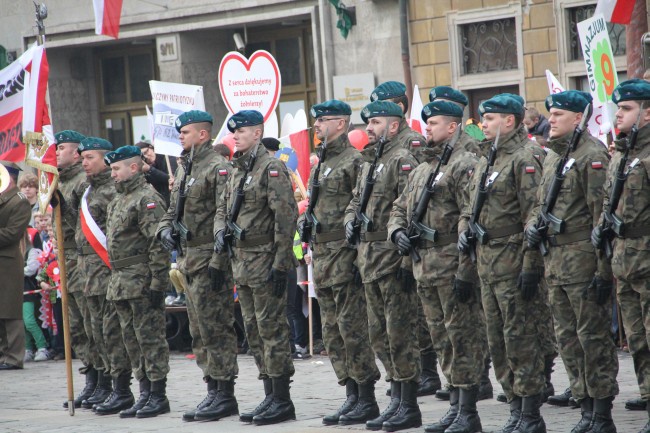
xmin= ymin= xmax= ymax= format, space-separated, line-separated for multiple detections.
xmin=218 ymin=50 xmax=281 ymax=122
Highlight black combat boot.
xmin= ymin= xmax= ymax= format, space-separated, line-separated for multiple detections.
xmin=64 ymin=366 xmax=98 ymax=409
xmin=435 ymin=384 xmax=452 ymax=401
xmin=183 ymin=377 xmax=217 ymax=421
xmin=367 ymin=381 xmax=401 ymax=431
xmin=498 ymin=392 xmax=508 ymax=403
xmin=585 ymin=397 xmax=616 ymax=433
xmin=445 ymin=386 xmax=482 ymax=433
xmin=322 ymin=379 xmax=358 ymax=425
xmin=424 ymin=387 xmax=459 ymax=433
xmin=194 ymin=379 xmax=238 ymax=421
xmin=570 ymin=397 xmax=592 ymax=433
xmin=119 ymin=377 xmax=150 ymax=418
xmin=252 ymin=376 xmax=296 ymax=425
xmin=382 ymin=381 xmax=422 ymax=431
xmin=81 ymin=370 xmax=112 ymax=409
xmin=136 ymin=378 xmax=170 ymax=418
xmin=640 ymin=404 xmax=650 ymax=433
xmin=512 ymin=394 xmax=546 ymax=433
xmin=626 ymin=398 xmax=647 ymax=411
xmin=417 ymin=351 xmax=442 ymax=396
xmin=478 ymin=357 xmax=494 ymax=400
xmin=94 ymin=373 xmax=135 ymax=415
xmin=500 ymin=397 xmax=522 ymax=433
xmin=543 ymin=356 xmax=555 ymax=402
xmin=547 ymin=387 xmax=572 ymax=406
xmin=338 ymin=381 xmax=379 ymax=425
xmin=240 ymin=378 xmax=273 ymax=422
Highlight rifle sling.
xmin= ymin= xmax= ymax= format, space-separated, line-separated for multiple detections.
xmin=110 ymin=254 xmax=149 ymax=269
xmin=360 ymin=230 xmax=388 ymax=242
xmin=620 ymin=224 xmax=650 ymax=239
xmin=235 ymin=233 xmax=274 ymax=247
xmin=418 ymin=232 xmax=459 ymax=248
xmin=186 ymin=235 xmax=214 ymax=247
xmin=314 ymin=230 xmax=346 ymax=244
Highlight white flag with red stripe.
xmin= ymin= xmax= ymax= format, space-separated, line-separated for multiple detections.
xmin=93 ymin=0 xmax=123 ymax=39
xmin=595 ymin=0 xmax=635 ymax=24
xmin=407 ymin=84 xmax=425 ymax=135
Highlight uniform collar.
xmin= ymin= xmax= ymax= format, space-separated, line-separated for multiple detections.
xmin=181 ymin=140 xmax=213 ymax=163
xmin=115 ymin=172 xmax=146 ymax=194
xmin=232 ymin=142 xmax=266 ymax=170
xmin=615 ymin=123 xmax=650 ymax=152
xmin=59 ymin=162 xmax=84 ymax=182
xmin=360 ymin=132 xmax=402 ymax=162
xmin=491 ymin=124 xmax=528 ymax=155
xmin=88 ymin=168 xmax=112 ymax=187
xmin=320 ymin=133 xmax=352 ymax=160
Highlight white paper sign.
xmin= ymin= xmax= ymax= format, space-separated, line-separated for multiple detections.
xmin=333 ymin=73 xmax=375 ymax=125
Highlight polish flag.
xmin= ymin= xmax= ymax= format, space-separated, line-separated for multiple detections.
xmin=289 ymin=129 xmax=310 ymax=185
xmin=595 ymin=0 xmax=635 ymax=24
xmin=93 ymin=0 xmax=123 ymax=39
xmin=407 ymin=84 xmax=424 ymax=135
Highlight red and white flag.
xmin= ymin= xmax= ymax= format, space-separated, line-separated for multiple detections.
xmin=80 ymin=186 xmax=111 ymax=268
xmin=93 ymin=0 xmax=123 ymax=39
xmin=407 ymin=84 xmax=424 ymax=135
xmin=595 ymin=0 xmax=635 ymax=24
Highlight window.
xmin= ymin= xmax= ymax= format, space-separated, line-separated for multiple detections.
xmin=460 ymin=18 xmax=518 ymax=75
xmin=566 ymin=5 xmax=626 ymax=61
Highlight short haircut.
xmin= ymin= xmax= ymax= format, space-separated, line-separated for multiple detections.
xmin=214 ymin=143 xmax=231 ymax=159
xmin=18 ymin=173 xmax=38 ymax=189
xmin=525 ymin=106 xmax=540 ymax=120
xmin=390 ymin=95 xmax=409 ymax=114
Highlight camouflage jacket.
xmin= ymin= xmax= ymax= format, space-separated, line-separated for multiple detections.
xmin=307 ymin=134 xmax=362 ymax=288
xmin=344 ymin=134 xmax=419 ymax=283
xmin=388 ymin=141 xmax=478 ymax=285
xmin=156 ymin=141 xmax=231 ymax=275
xmin=75 ymin=169 xmax=115 ymax=296
xmin=460 ymin=126 xmax=545 ymax=284
xmin=106 ymin=174 xmax=169 ymax=300
xmin=458 ymin=130 xmax=482 ymax=157
xmin=527 ymin=132 xmax=612 ymax=285
xmin=397 ymin=119 xmax=427 ymax=162
xmin=214 ymin=144 xmax=298 ymax=285
xmin=605 ymin=124 xmax=650 ymax=281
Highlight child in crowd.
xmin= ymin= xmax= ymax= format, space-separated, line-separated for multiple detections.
xmin=23 ymin=228 xmax=50 ymax=362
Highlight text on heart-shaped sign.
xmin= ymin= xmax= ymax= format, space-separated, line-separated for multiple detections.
xmin=218 ymin=50 xmax=282 ymax=122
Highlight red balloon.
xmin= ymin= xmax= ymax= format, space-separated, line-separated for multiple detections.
xmin=348 ymin=129 xmax=369 ymax=150
xmin=297 ymin=199 xmax=308 ymax=216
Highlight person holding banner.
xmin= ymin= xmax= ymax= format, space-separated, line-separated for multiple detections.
xmin=75 ymin=137 xmax=135 ymax=414
xmin=136 ymin=140 xmax=176 ymax=207
xmin=156 ymin=110 xmax=239 ymax=423
xmin=214 ymin=110 xmax=298 ymax=426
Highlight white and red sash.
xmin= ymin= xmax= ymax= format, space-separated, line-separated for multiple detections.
xmin=80 ymin=186 xmax=111 ymax=268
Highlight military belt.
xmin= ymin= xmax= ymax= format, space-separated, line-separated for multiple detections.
xmin=487 ymin=224 xmax=523 ymax=239
xmin=63 ymin=240 xmax=77 ymax=250
xmin=360 ymin=230 xmax=388 ymax=242
xmin=76 ymin=245 xmax=95 ymax=255
xmin=186 ymin=235 xmax=213 ymax=247
xmin=547 ymin=226 xmax=591 ymax=247
xmin=110 ymin=254 xmax=149 ymax=270
xmin=314 ymin=230 xmax=346 ymax=244
xmin=619 ymin=224 xmax=650 ymax=239
xmin=418 ymin=232 xmax=459 ymax=248
xmin=235 ymin=233 xmax=274 ymax=248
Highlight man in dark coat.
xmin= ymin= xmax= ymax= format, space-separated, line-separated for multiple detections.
xmin=136 ymin=141 xmax=177 ymax=206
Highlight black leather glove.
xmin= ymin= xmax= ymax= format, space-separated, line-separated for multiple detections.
xmin=591 ymin=226 xmax=603 ymax=249
xmin=458 ymin=230 xmax=470 ymax=253
xmin=525 ymin=224 xmax=542 ymax=248
xmin=392 ymin=230 xmax=412 ymax=255
xmin=160 ymin=228 xmax=175 ymax=252
xmin=50 ymin=190 xmax=65 ymax=209
xmin=396 ymin=268 xmax=416 ymax=293
xmin=208 ymin=266 xmax=225 ymax=291
xmin=214 ymin=230 xmax=225 ymax=254
xmin=517 ymin=271 xmax=540 ymax=301
xmin=453 ymin=278 xmax=474 ymax=303
xmin=149 ymin=290 xmax=165 ymax=309
xmin=352 ymin=264 xmax=363 ymax=288
xmin=589 ymin=276 xmax=613 ymax=306
xmin=345 ymin=221 xmax=355 ymax=244
xmin=269 ymin=268 xmax=288 ymax=298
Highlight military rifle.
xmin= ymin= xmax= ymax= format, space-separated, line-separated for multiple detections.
xmin=598 ymin=111 xmax=642 ymax=259
xmin=401 ymin=127 xmax=461 ymax=263
xmin=223 ymin=143 xmax=258 ymax=258
xmin=171 ymin=144 xmax=194 ymax=256
xmin=349 ymin=129 xmax=388 ymax=246
xmin=531 ymin=105 xmax=590 ymax=256
xmin=301 ymin=130 xmax=328 ymax=246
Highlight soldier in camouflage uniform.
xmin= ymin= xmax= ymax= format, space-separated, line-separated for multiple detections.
xmin=458 ymin=95 xmax=547 ymax=433
xmin=526 ymin=91 xmax=619 ymax=433
xmin=54 ymin=130 xmax=99 ymax=409
xmin=299 ymin=99 xmax=380 ymax=426
xmin=592 ymin=79 xmax=650 ymax=433
xmin=214 ymin=110 xmax=297 ymax=426
xmin=343 ymin=101 xmax=421 ymax=432
xmin=156 ymin=110 xmax=238 ymax=422
xmin=105 ymin=146 xmax=171 ymax=418
xmin=389 ymin=100 xmax=483 ymax=433
xmin=75 ymin=137 xmax=134 ymax=413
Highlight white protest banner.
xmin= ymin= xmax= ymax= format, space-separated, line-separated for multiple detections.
xmin=149 ymin=80 xmax=205 ymax=156
xmin=218 ymin=50 xmax=281 ymax=122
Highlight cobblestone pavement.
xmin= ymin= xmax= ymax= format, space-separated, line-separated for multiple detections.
xmin=0 ymin=349 xmax=645 ymax=433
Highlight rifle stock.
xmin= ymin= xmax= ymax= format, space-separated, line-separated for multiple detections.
xmin=301 ymin=133 xmax=328 ymax=246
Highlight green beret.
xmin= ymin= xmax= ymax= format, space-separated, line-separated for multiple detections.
xmin=55 ymin=130 xmax=86 ymax=144
xmin=310 ymin=100 xmax=352 ymax=118
xmin=421 ymin=100 xmax=464 ymax=122
xmin=104 ymin=145 xmax=141 ymax=166
xmin=545 ymin=90 xmax=592 ymax=113
xmin=501 ymin=93 xmax=525 ymax=108
xmin=479 ymin=94 xmax=524 ymax=116
xmin=175 ymin=110 xmax=213 ymax=133
xmin=227 ymin=110 xmax=264 ymax=132
xmin=612 ymin=79 xmax=650 ymax=104
xmin=428 ymin=86 xmax=468 ymax=106
xmin=370 ymin=81 xmax=407 ymax=102
xmin=78 ymin=137 xmax=113 ymax=154
xmin=361 ymin=101 xmax=404 ymax=124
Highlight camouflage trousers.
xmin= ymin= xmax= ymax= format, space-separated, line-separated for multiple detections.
xmin=365 ymin=272 xmax=420 ymax=382
xmin=617 ymin=277 xmax=650 ymax=400
xmin=67 ymin=290 xmax=101 ymax=370
xmin=549 ymin=281 xmax=619 ymax=400
xmin=316 ymin=280 xmax=380 ymax=385
xmin=185 ymin=270 xmax=238 ymax=381
xmin=481 ymin=279 xmax=545 ymax=399
xmin=537 ymin=276 xmax=558 ymax=360
xmin=114 ymin=296 xmax=170 ymax=382
xmin=237 ymin=281 xmax=295 ymax=379
xmin=418 ymin=278 xmax=484 ymax=388
xmin=86 ymin=294 xmax=131 ymax=377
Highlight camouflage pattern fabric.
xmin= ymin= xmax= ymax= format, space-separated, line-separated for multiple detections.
xmin=103 ymin=299 xmax=134 ymax=378
xmin=457 ymin=129 xmax=482 ymax=158
xmin=396 ymin=119 xmax=427 ymax=163
xmin=67 ymin=290 xmax=100 ymax=370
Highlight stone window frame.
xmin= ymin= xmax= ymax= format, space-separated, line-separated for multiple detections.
xmin=446 ymin=2 xmax=525 ymax=95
